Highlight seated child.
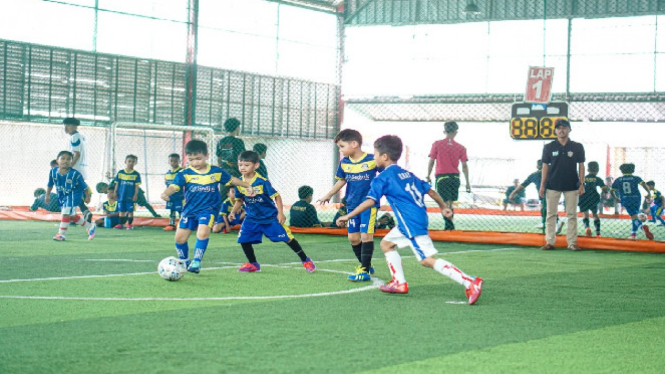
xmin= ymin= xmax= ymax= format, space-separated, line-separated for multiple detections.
xmin=30 ymin=188 xmax=60 ymax=212
xmin=95 ymin=191 xmax=120 ymax=228
xmin=213 ymin=188 xmax=246 ymax=233
xmin=290 ymin=185 xmax=322 ymax=227
xmin=503 ymin=179 xmax=525 ymax=211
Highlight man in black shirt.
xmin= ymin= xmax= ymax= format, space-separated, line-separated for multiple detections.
xmin=539 ymin=119 xmax=585 ymax=251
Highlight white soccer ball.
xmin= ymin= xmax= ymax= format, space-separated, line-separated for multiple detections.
xmin=158 ymin=256 xmax=187 ymax=281
xmin=638 ymin=213 xmax=648 ymax=223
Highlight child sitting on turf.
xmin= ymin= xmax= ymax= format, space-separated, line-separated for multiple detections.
xmin=30 ymin=188 xmax=60 ymax=213
xmin=228 ymin=150 xmax=316 ymax=273
xmin=46 ymin=150 xmax=96 ymax=241
xmin=164 ymin=153 xmax=184 ymax=231
xmin=337 ymin=135 xmax=483 ymax=304
xmin=578 ymin=161 xmax=608 ymax=238
xmin=290 ymin=185 xmax=322 ymax=227
xmin=213 ymin=188 xmax=246 ymax=233
xmin=646 ymin=181 xmax=665 ymax=226
xmin=161 ymin=140 xmax=254 ymax=273
xmin=95 ymin=191 xmax=120 ymax=228
xmin=611 ymin=163 xmax=653 ymax=240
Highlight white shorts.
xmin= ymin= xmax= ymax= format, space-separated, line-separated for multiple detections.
xmin=383 ymin=227 xmax=438 ymax=261
xmin=61 ymin=206 xmax=78 ymax=216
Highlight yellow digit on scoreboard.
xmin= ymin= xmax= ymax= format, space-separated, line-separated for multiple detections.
xmin=510 ymin=117 xmax=539 ymax=139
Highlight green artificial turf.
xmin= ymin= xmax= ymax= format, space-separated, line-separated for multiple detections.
xmin=1 ymin=221 xmax=664 ymax=373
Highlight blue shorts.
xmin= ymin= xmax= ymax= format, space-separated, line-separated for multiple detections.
xmin=622 ymin=201 xmax=640 ymax=216
xmin=651 ymin=205 xmax=664 ymax=217
xmin=237 ymin=220 xmax=294 ymax=244
xmin=347 ymin=207 xmax=377 ymax=234
xmin=166 ymin=199 xmax=184 ymax=213
xmin=104 ymin=217 xmax=120 ymax=228
xmin=118 ymin=201 xmax=135 ymax=213
xmin=178 ymin=209 xmax=217 ymax=231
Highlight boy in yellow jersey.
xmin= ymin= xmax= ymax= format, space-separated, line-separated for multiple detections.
xmin=95 ymin=191 xmax=120 ymax=228
xmin=318 ymin=129 xmax=381 ymax=281
xmin=164 ymin=153 xmax=184 ymax=231
xmin=229 ymin=151 xmax=316 ymax=273
xmin=114 ymin=155 xmax=141 ymax=229
xmin=161 ymin=140 xmax=254 ymax=273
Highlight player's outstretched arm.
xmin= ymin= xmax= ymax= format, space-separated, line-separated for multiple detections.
xmin=640 ymin=182 xmax=652 ymax=199
xmin=336 ymin=198 xmax=375 ymax=227
xmin=84 ymin=187 xmax=91 ymax=204
xmin=161 ymin=185 xmax=179 ymax=201
xmin=228 ymin=199 xmax=243 ymax=221
xmin=274 ymin=195 xmax=287 ymax=224
xmin=428 ymin=189 xmax=453 ymax=218
xmin=229 ymin=177 xmax=255 ymax=197
xmin=427 ymin=158 xmax=435 ymax=183
xmin=509 ymin=185 xmax=525 ymax=201
xmin=539 ymin=164 xmax=550 ymax=199
xmin=317 ymin=179 xmax=346 ymax=205
xmin=45 ymin=186 xmax=53 ymax=204
xmin=462 ymin=161 xmax=471 ymax=193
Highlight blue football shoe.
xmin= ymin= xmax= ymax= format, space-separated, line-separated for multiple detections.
xmin=187 ymin=260 xmax=201 ymax=274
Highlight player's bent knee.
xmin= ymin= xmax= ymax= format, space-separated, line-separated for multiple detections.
xmin=419 ymin=257 xmax=435 ymax=268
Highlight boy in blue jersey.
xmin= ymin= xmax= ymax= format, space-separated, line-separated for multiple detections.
xmin=578 ymin=161 xmax=608 ymax=238
xmin=318 ymin=129 xmax=380 ymax=282
xmin=94 ymin=191 xmax=120 ymax=228
xmin=611 ymin=163 xmax=653 ymax=240
xmin=162 ymin=140 xmax=254 ymax=274
xmin=213 ymin=188 xmax=246 ymax=233
xmin=337 ymin=135 xmax=483 ymax=304
xmin=114 ymin=155 xmax=141 ymax=230
xmin=229 ymin=151 xmax=316 ymax=273
xmin=46 ymin=151 xmax=96 ymax=241
xmin=164 ymin=153 xmax=184 ymax=231
xmin=646 ymin=181 xmax=665 ymax=226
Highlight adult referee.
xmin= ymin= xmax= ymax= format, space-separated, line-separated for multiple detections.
xmin=539 ymin=119 xmax=585 ymax=251
xmin=427 ymin=121 xmax=471 ymax=231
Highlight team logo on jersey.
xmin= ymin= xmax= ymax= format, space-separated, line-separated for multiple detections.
xmin=211 ymin=175 xmax=216 ymax=182
xmin=66 ymin=179 xmax=73 ymax=183
xmin=345 ymin=166 xmax=351 ymax=171
xmin=552 ymin=151 xmax=559 ymax=156
xmin=361 ymin=163 xmax=369 ymax=170
xmin=567 ymin=151 xmax=574 ymax=157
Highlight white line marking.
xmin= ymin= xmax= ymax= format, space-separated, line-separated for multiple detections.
xmin=0 ymin=268 xmax=385 ymax=301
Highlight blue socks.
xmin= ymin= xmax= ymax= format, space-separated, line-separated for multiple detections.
xmin=175 ymin=242 xmax=189 ymax=261
xmin=631 ymin=219 xmax=642 ymax=234
xmin=194 ymin=238 xmax=209 ymax=262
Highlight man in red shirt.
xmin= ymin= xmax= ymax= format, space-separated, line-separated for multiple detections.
xmin=427 ymin=121 xmax=471 ymax=231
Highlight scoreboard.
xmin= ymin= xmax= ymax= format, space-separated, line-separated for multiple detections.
xmin=510 ymin=101 xmax=568 ymax=140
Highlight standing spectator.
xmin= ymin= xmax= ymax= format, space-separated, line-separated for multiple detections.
xmin=253 ymin=143 xmax=269 ymax=178
xmin=539 ymin=119 xmax=586 ymax=251
xmin=63 ymin=117 xmax=92 ymax=222
xmin=427 ymin=121 xmax=471 ymax=231
xmin=216 ymin=118 xmax=246 ymax=179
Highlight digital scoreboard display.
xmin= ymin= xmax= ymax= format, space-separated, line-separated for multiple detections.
xmin=510 ymin=102 xmax=569 ymax=140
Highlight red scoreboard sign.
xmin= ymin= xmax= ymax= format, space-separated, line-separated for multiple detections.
xmin=524 ymin=67 xmax=554 ymax=104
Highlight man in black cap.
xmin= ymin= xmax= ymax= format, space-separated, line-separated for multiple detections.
xmin=539 ymin=119 xmax=586 ymax=251
xmin=215 ymin=118 xmax=246 ymax=179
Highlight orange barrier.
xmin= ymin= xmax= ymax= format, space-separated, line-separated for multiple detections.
xmin=4 ymin=209 xmax=664 ymax=253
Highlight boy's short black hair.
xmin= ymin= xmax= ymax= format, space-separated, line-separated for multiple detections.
xmin=374 ymin=135 xmax=403 ymax=162
xmin=125 ymin=154 xmax=138 ymax=162
xmin=444 ymin=121 xmax=458 ymax=133
xmin=57 ymin=150 xmax=73 ymax=159
xmin=34 ymin=188 xmax=46 ymax=197
xmin=185 ymin=140 xmax=208 ymax=155
xmin=334 ymin=129 xmax=362 ymax=145
xmin=96 ymin=182 xmax=109 ymax=193
xmin=63 ymin=117 xmax=80 ymax=126
xmin=238 ymin=150 xmax=260 ymax=163
xmin=223 ymin=118 xmax=240 ymax=132
xmin=587 ymin=161 xmax=599 ymax=172
xmin=168 ymin=153 xmax=180 ymax=159
xmin=298 ymin=185 xmax=314 ymax=199
xmin=647 ymin=180 xmax=656 ymax=187
xmin=253 ymin=143 xmax=268 ymax=155
xmin=619 ymin=163 xmax=635 ymax=174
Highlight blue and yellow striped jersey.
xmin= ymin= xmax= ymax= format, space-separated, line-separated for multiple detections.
xmin=115 ymin=169 xmax=141 ymax=202
xmin=165 ymin=167 xmax=183 ymax=201
xmin=103 ymin=200 xmax=118 ymax=215
xmin=235 ymin=173 xmax=278 ymax=224
xmin=653 ymin=188 xmax=663 ymax=207
xmin=335 ymin=152 xmax=381 ymax=210
xmin=171 ymin=165 xmax=232 ymax=216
